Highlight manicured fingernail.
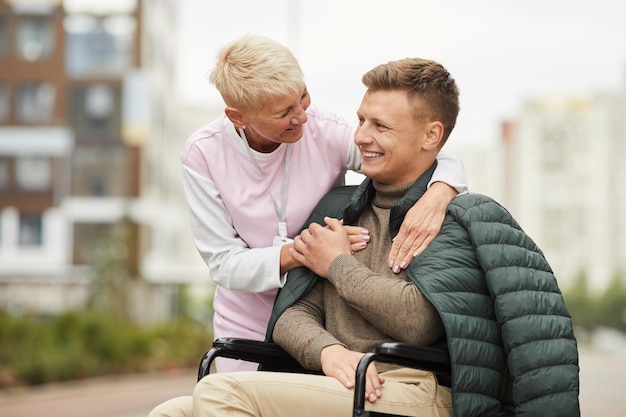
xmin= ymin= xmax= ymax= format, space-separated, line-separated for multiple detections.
xmin=361 ymin=229 xmax=369 ymax=234
xmin=400 ymin=261 xmax=407 ymax=269
xmin=413 ymin=251 xmax=420 ymax=257
xmin=389 ymin=260 xmax=395 ymax=269
xmin=393 ymin=265 xmax=400 ymax=273
xmin=357 ymin=242 xmax=367 ymax=249
xmin=361 ymin=235 xmax=370 ymax=242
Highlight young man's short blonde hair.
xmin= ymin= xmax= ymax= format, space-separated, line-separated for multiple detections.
xmin=209 ymin=34 xmax=305 ymax=114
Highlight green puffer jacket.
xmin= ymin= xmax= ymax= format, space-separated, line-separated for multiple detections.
xmin=267 ymin=177 xmax=580 ymax=417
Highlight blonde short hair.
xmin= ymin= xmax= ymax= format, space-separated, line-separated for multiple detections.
xmin=209 ymin=34 xmax=305 ymax=114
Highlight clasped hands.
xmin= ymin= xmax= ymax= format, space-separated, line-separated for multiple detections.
xmin=289 ymin=217 xmax=357 ymax=277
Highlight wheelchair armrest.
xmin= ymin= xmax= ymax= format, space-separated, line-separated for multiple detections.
xmin=353 ymin=343 xmax=451 ymax=417
xmin=374 ymin=342 xmax=450 ymax=374
xmin=197 ymin=337 xmax=307 ymax=381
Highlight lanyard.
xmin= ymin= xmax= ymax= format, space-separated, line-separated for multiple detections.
xmin=239 ymin=128 xmax=292 ymax=239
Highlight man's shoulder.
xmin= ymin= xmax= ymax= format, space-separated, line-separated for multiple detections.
xmin=447 ymin=193 xmax=510 ymax=219
xmin=445 ymin=193 xmax=525 ymax=234
xmin=450 ymin=192 xmax=496 ymax=207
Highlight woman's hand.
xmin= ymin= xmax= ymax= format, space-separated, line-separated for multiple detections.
xmin=388 ymin=182 xmax=457 ymax=273
xmin=342 ymin=223 xmax=369 ymax=254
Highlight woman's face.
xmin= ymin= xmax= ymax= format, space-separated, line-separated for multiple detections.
xmin=243 ymin=86 xmax=311 ymax=152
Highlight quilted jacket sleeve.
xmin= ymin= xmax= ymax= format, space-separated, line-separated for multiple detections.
xmin=450 ymin=194 xmax=580 ymax=417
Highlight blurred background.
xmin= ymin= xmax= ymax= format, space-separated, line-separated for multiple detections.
xmin=0 ymin=0 xmax=625 ymax=411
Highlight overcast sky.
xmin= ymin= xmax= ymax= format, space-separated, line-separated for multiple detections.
xmin=175 ymin=0 xmax=626 ymax=148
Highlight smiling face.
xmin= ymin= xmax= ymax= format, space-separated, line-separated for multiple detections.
xmin=355 ymin=89 xmax=442 ymax=185
xmin=228 ymin=86 xmax=311 ymax=153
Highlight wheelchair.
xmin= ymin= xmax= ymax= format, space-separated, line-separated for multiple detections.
xmin=197 ymin=337 xmax=451 ymax=417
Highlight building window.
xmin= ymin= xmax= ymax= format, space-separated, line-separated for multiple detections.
xmin=15 ymin=156 xmax=51 ymax=191
xmin=0 ymin=157 xmax=8 ymax=189
xmin=69 ymin=83 xmax=121 ymax=138
xmin=65 ymin=14 xmax=135 ymax=76
xmin=0 ymin=82 xmax=8 ymax=122
xmin=89 ymin=177 xmax=105 ymax=196
xmin=542 ymin=127 xmax=565 ymax=171
xmin=16 ymin=82 xmax=55 ymax=123
xmin=0 ymin=16 xmax=7 ymax=57
xmin=85 ymin=84 xmax=114 ymax=119
xmin=16 ymin=16 xmax=54 ymax=62
xmin=19 ymin=212 xmax=43 ymax=246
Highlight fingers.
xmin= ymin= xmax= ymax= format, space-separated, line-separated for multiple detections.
xmin=342 ymin=224 xmax=369 ymax=254
xmin=388 ymin=223 xmax=440 ymax=273
xmin=388 ymin=233 xmax=423 ymax=273
xmin=323 ymin=216 xmax=344 ymax=231
xmin=364 ymin=363 xmax=383 ymax=403
xmin=336 ymin=369 xmax=354 ymax=389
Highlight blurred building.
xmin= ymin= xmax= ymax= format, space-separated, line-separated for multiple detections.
xmin=502 ymin=72 xmax=626 ymax=291
xmin=0 ymin=0 xmax=208 ymax=321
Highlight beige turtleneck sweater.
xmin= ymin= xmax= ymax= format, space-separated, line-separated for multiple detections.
xmin=273 ymin=181 xmax=444 ymax=372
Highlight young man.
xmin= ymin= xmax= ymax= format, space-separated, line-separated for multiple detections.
xmin=191 ymin=58 xmax=580 ymax=417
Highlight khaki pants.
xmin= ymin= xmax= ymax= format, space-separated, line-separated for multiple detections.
xmin=149 ymin=368 xmax=452 ymax=417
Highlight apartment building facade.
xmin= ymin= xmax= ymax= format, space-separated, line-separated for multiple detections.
xmin=0 ymin=0 xmax=208 ymax=320
xmin=502 ymin=75 xmax=626 ymax=291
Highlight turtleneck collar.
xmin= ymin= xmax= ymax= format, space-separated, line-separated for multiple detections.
xmin=371 ymin=181 xmax=415 ymax=209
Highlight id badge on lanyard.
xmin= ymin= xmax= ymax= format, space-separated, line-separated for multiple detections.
xmin=273 ymin=221 xmax=294 ymax=247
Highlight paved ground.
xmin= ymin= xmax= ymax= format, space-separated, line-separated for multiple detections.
xmin=0 ymin=368 xmax=197 ymax=417
xmin=0 ymin=347 xmax=624 ymax=417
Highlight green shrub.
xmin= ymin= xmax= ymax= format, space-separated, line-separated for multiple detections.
xmin=0 ymin=310 xmax=211 ymax=388
xmin=562 ymin=271 xmax=626 ymax=332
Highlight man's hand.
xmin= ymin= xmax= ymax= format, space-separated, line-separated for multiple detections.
xmin=290 ymin=217 xmax=353 ymax=277
xmin=388 ymin=182 xmax=456 ymax=273
xmin=320 ymin=344 xmax=385 ymax=403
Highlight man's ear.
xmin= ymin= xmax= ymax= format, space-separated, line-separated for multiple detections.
xmin=225 ymin=107 xmax=246 ymax=129
xmin=424 ymin=121 xmax=444 ymax=150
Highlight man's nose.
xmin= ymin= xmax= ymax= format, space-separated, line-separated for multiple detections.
xmin=354 ymin=123 xmax=372 ymax=146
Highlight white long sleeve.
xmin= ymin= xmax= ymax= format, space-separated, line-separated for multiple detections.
xmin=182 ymin=164 xmax=285 ymax=292
xmin=430 ymin=149 xmax=469 ymax=194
